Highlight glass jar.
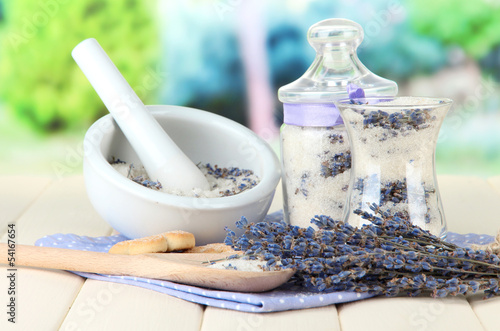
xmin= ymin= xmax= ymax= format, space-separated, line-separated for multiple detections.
xmin=278 ymin=19 xmax=397 ymax=227
xmin=336 ymin=96 xmax=453 ymax=238
xmin=281 ymin=123 xmax=351 ymax=227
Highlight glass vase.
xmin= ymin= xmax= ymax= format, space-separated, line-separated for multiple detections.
xmin=336 ymin=97 xmax=452 ymax=238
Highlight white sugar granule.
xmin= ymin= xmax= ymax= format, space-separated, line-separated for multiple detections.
xmin=111 ymin=161 xmax=260 ymax=198
xmin=207 ymin=258 xmax=266 ymax=272
xmin=281 ymin=125 xmax=350 ymax=227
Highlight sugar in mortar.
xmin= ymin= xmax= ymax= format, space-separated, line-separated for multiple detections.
xmin=338 ymin=97 xmax=452 ymax=237
xmin=112 ymin=160 xmax=260 ymax=198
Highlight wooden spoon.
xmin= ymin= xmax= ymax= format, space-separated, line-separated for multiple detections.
xmin=0 ymin=244 xmax=294 ymax=292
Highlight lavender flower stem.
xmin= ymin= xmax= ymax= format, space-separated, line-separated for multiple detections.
xmin=377 ymin=238 xmax=500 ymax=271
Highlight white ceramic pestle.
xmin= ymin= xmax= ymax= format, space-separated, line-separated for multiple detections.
xmin=72 ymin=38 xmax=209 ymax=194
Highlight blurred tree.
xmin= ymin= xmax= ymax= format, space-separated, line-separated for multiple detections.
xmin=266 ymin=0 xmax=448 ymax=95
xmin=408 ymin=0 xmax=500 ymax=59
xmin=480 ymin=45 xmax=500 ymax=81
xmin=358 ymin=21 xmax=447 ymax=82
xmin=158 ymin=1 xmax=247 ymax=126
xmin=0 ymin=0 xmax=159 ymax=132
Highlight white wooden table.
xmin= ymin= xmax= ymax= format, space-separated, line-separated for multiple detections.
xmin=1 ymin=175 xmax=500 ymax=331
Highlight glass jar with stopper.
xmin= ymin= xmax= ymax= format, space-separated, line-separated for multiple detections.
xmin=278 ymin=18 xmax=397 ymax=227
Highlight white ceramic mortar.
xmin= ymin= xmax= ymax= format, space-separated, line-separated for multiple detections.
xmin=83 ymin=105 xmax=281 ymax=245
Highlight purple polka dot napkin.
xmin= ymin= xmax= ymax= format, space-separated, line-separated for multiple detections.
xmin=35 ymin=212 xmax=495 ymax=313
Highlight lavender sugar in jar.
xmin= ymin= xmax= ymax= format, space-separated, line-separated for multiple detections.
xmin=281 ymin=121 xmax=351 ymax=227
xmin=278 ymin=19 xmax=397 ymax=227
xmin=337 ymin=97 xmax=452 ymax=238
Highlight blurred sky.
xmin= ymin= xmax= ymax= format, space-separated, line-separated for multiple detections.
xmin=0 ymin=0 xmax=499 ymax=177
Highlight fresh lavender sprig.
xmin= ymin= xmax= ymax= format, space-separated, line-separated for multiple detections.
xmin=224 ymin=206 xmax=500 ymax=298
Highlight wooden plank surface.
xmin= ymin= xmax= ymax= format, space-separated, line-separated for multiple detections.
xmin=0 ymin=176 xmax=112 ymax=245
xmin=0 ymin=176 xmax=52 ymax=238
xmin=0 ymin=268 xmax=84 ymax=331
xmin=1 ymin=175 xmax=500 ymax=330
xmin=438 ymin=175 xmax=500 ymax=235
xmin=200 ymin=306 xmax=340 ymax=331
xmin=60 ymin=280 xmax=205 ymax=331
xmin=338 ymin=296 xmax=484 ymax=331
xmin=467 ymin=294 xmax=500 ymax=331
xmin=487 ymin=175 xmax=500 ymax=196
xmin=0 ymin=176 xmax=111 ymax=331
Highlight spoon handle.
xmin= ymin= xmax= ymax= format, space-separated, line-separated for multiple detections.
xmin=0 ymin=243 xmax=219 ymax=280
xmin=0 ymin=243 xmax=143 ymax=275
xmin=0 ymin=244 xmax=294 ymax=292
xmin=72 ymin=38 xmax=209 ymax=192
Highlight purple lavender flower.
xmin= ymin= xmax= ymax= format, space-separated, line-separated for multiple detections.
xmin=225 ymin=207 xmax=500 ymax=299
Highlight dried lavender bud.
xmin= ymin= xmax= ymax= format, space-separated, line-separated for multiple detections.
xmin=361 ymin=108 xmax=433 ymax=135
xmin=328 ymin=133 xmax=345 ymax=144
xmin=205 ymin=163 xmax=259 ymax=196
xmin=294 ymin=173 xmax=310 ymax=197
xmin=110 ymin=157 xmax=126 ymax=164
xmin=131 ymin=175 xmax=162 ymax=190
xmin=321 ymin=152 xmax=351 ymax=178
xmin=354 ymin=179 xmax=435 ymax=224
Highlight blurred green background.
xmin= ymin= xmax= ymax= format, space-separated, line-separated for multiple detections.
xmin=0 ymin=0 xmax=499 ymax=177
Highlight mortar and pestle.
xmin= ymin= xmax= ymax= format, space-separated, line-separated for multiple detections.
xmin=74 ymin=39 xmax=281 ymax=245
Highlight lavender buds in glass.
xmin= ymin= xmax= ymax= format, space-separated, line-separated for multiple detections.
xmin=224 ymin=205 xmax=500 ymax=298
